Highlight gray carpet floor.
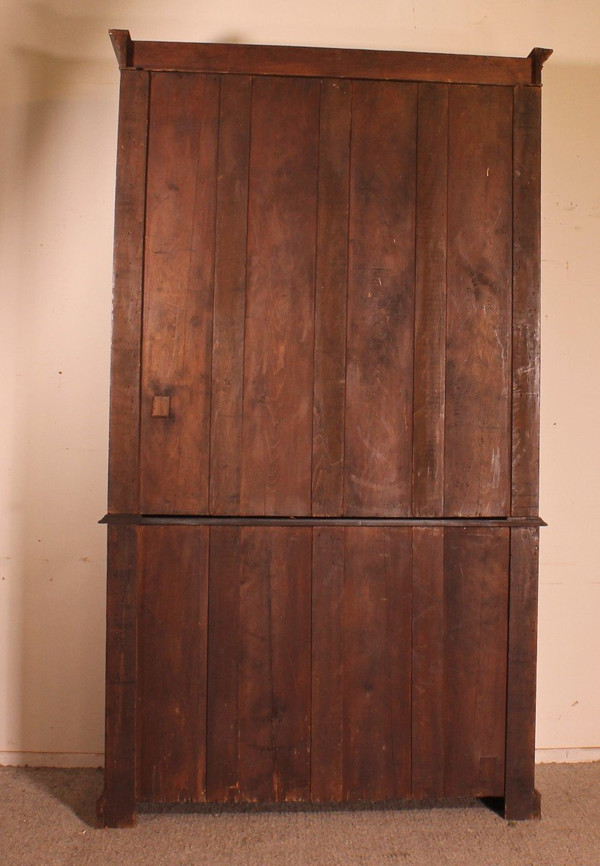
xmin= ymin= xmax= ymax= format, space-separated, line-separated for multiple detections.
xmin=1 ymin=763 xmax=599 ymax=865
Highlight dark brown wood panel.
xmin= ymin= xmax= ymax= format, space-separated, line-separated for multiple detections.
xmin=411 ymin=527 xmax=445 ymax=799
xmin=126 ymin=36 xmax=534 ymax=85
xmin=107 ymin=70 xmax=149 ymax=515
xmin=240 ymin=77 xmax=319 ymax=515
xmin=443 ymin=528 xmax=509 ymax=798
xmin=445 ymin=85 xmax=513 ymax=517
xmin=98 ymin=525 xmax=138 ymax=827
xmin=209 ymin=76 xmax=252 ymax=514
xmin=311 ymin=527 xmax=345 ymax=801
xmin=137 ymin=526 xmax=209 ymax=802
xmin=345 ymin=81 xmax=417 ymax=517
xmin=206 ymin=527 xmax=242 ymax=802
xmin=512 ymin=87 xmax=542 ymax=518
xmin=140 ymin=73 xmax=220 ymax=513
xmin=412 ymin=83 xmax=448 ymax=517
xmin=312 ymin=79 xmax=351 ymax=516
xmin=505 ymin=528 xmax=541 ymax=819
xmin=342 ymin=528 xmax=412 ymax=800
xmin=236 ymin=528 xmax=312 ymax=801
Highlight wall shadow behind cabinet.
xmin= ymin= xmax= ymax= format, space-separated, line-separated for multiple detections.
xmin=97 ymin=31 xmax=549 ymax=828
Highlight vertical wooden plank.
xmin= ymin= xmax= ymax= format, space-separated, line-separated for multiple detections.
xmin=236 ymin=528 xmax=273 ymax=800
xmin=269 ymin=528 xmax=312 ymax=799
xmin=512 ymin=86 xmax=541 ymax=517
xmin=311 ymin=526 xmax=344 ymax=801
xmin=412 ymin=84 xmax=448 ymax=517
xmin=443 ymin=528 xmax=509 ymax=798
xmin=345 ymin=81 xmax=417 ymax=517
xmin=107 ymin=70 xmax=149 ymax=515
xmin=411 ymin=527 xmax=445 ymax=799
xmin=210 ymin=76 xmax=252 ymax=514
xmin=505 ymin=527 xmax=541 ymax=819
xmin=238 ymin=528 xmax=312 ymax=801
xmin=137 ymin=526 xmax=209 ymax=802
xmin=445 ymin=85 xmax=513 ymax=517
xmin=342 ymin=528 xmax=412 ymax=800
xmin=97 ymin=525 xmax=138 ymax=827
xmin=140 ymin=72 xmax=220 ymax=513
xmin=312 ymin=79 xmax=351 ymax=516
xmin=240 ymin=77 xmax=320 ymax=515
xmin=206 ymin=526 xmax=242 ymax=802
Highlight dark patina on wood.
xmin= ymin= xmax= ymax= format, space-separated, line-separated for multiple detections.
xmin=99 ymin=32 xmax=550 ymax=827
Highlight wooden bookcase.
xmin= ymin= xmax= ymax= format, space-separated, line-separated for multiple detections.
xmin=97 ymin=31 xmax=550 ymax=827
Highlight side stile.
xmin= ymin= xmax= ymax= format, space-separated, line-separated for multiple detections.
xmin=511 ymin=85 xmax=542 ymax=517
xmin=97 ymin=524 xmax=138 ymax=827
xmin=107 ymin=70 xmax=149 ymax=514
xmin=505 ymin=527 xmax=541 ymax=819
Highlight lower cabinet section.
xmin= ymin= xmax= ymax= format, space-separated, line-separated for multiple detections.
xmin=130 ymin=525 xmax=510 ymax=804
xmin=99 ymin=521 xmax=540 ymax=826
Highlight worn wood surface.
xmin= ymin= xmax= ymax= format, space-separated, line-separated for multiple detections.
xmin=412 ymin=83 xmax=448 ymax=517
xmin=240 ymin=77 xmax=319 ymax=515
xmin=97 ymin=525 xmax=138 ymax=827
xmin=107 ymin=70 xmax=149 ymax=515
xmin=103 ymin=37 xmax=546 ymax=822
xmin=311 ymin=527 xmax=345 ymax=800
xmin=209 ymin=76 xmax=251 ymax=515
xmin=234 ymin=528 xmax=312 ymax=801
xmin=137 ymin=526 xmax=209 ymax=802
xmin=505 ymin=528 xmax=541 ymax=819
xmin=443 ymin=528 xmax=509 ymax=797
xmin=140 ymin=72 xmax=219 ymax=513
xmin=512 ymin=86 xmax=541 ymax=518
xmin=445 ymin=85 xmax=513 ymax=517
xmin=411 ymin=527 xmax=445 ymax=798
xmin=342 ymin=528 xmax=412 ymax=799
xmin=312 ymin=80 xmax=351 ymax=516
xmin=126 ymin=37 xmax=535 ymax=85
xmin=206 ymin=527 xmax=242 ymax=802
xmin=344 ymin=81 xmax=416 ymax=516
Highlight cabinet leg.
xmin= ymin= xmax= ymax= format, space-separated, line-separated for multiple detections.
xmin=98 ymin=524 xmax=138 ymax=828
xmin=504 ymin=787 xmax=541 ymax=821
xmin=96 ymin=788 xmax=137 ymax=828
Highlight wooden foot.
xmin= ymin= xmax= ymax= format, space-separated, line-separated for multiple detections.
xmin=96 ymin=790 xmax=137 ymax=828
xmin=504 ymin=787 xmax=541 ymax=821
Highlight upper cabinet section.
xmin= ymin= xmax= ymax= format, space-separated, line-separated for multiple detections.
xmin=108 ymin=37 xmax=549 ymax=518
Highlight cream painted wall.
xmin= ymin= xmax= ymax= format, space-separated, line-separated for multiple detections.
xmin=1 ymin=0 xmax=599 ymax=765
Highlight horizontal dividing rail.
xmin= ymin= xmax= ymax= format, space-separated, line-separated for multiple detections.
xmin=100 ymin=514 xmax=546 ymax=527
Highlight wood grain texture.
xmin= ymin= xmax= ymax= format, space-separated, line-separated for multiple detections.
xmin=445 ymin=85 xmax=513 ymax=517
xmin=411 ymin=527 xmax=445 ymax=799
xmin=505 ymin=528 xmax=541 ymax=820
xmin=206 ymin=527 xmax=242 ymax=802
xmin=140 ymin=72 xmax=219 ymax=513
xmin=137 ymin=526 xmax=209 ymax=802
xmin=130 ymin=40 xmax=534 ymax=86
xmin=345 ymin=81 xmax=417 ymax=517
xmin=342 ymin=528 xmax=412 ymax=800
xmin=209 ymin=76 xmax=252 ymax=515
xmin=512 ymin=86 xmax=541 ymax=518
xmin=412 ymin=83 xmax=448 ymax=517
xmin=237 ymin=528 xmax=312 ymax=802
xmin=97 ymin=525 xmax=138 ymax=827
xmin=312 ymin=79 xmax=351 ymax=516
xmin=240 ymin=77 xmax=319 ymax=515
xmin=107 ymin=70 xmax=149 ymax=515
xmin=443 ymin=528 xmax=509 ymax=798
xmin=311 ymin=527 xmax=345 ymax=800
